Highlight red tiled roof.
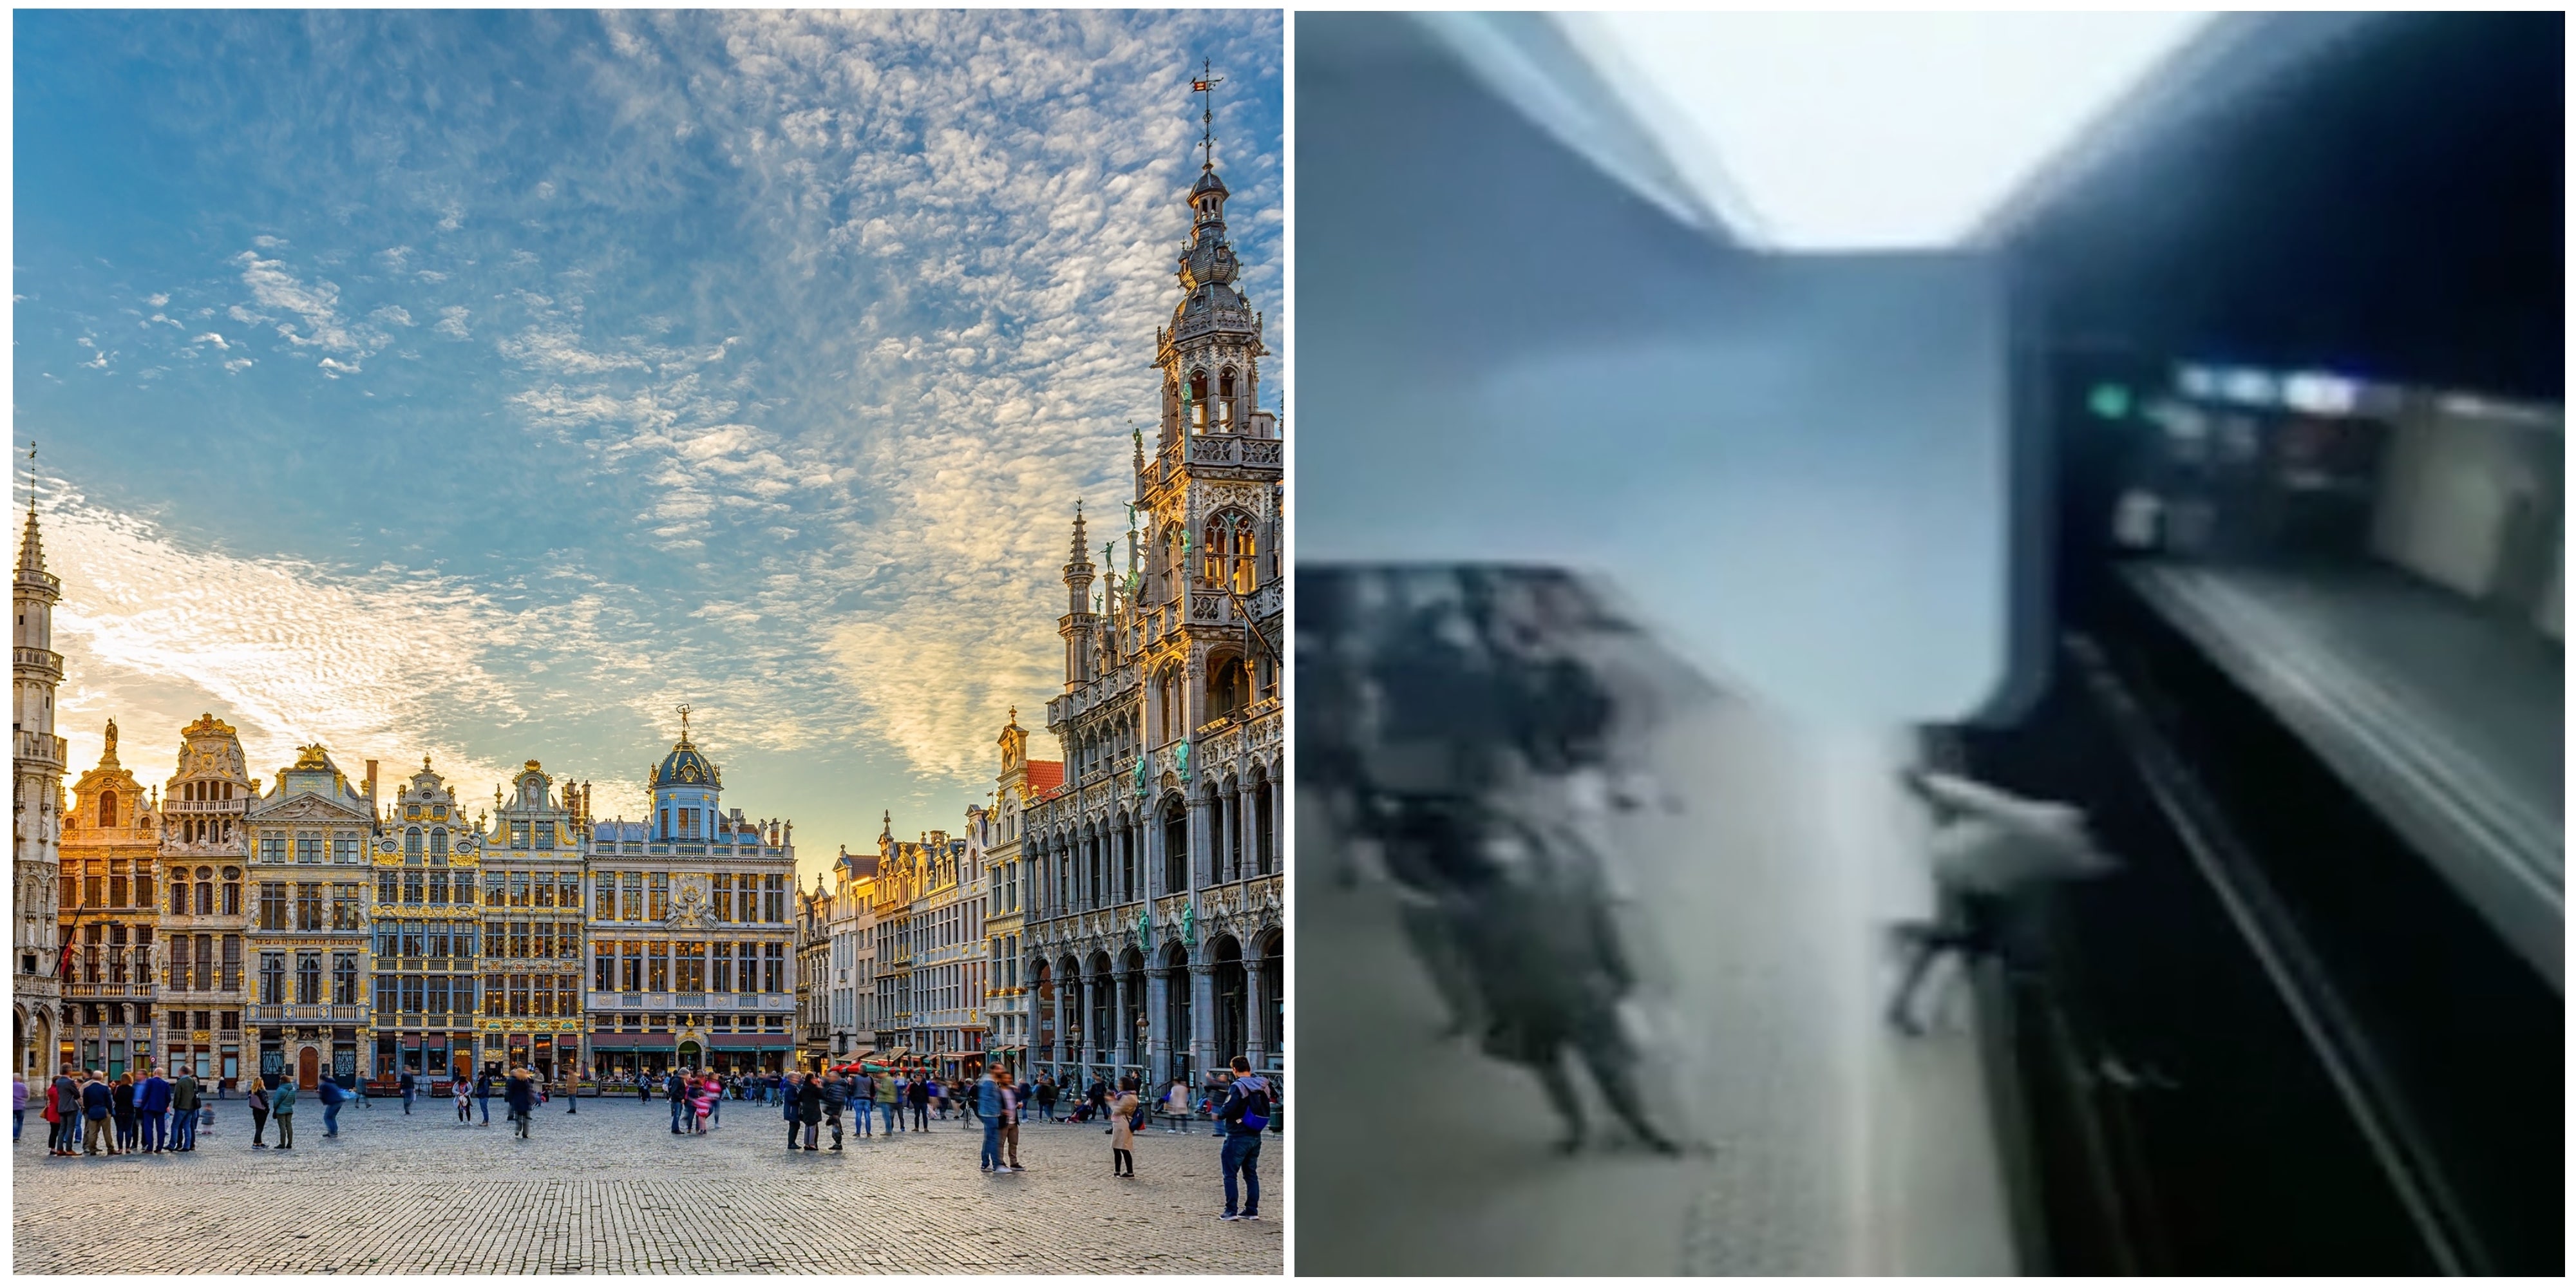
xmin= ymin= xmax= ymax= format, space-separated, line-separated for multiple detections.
xmin=1025 ymin=760 xmax=1064 ymax=797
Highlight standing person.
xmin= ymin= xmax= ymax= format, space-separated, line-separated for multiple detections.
xmin=138 ymin=1065 xmax=172 ymax=1153
xmin=927 ymin=1074 xmax=945 ymax=1122
xmin=1109 ymin=1075 xmax=1141 ymax=1179
xmin=637 ymin=1072 xmax=651 ymax=1105
xmin=505 ymin=1066 xmax=535 ymax=1139
xmin=269 ymin=1074 xmax=297 ymax=1150
xmin=77 ymin=1071 xmax=110 ymax=1155
xmin=10 ymin=1072 xmax=26 ymax=1144
xmin=478 ymin=1068 xmax=495 ymax=1126
xmin=974 ymin=1066 xmax=1007 ymax=1173
xmin=1215 ymin=1057 xmax=1270 ymax=1221
xmin=171 ymin=1067 xmax=200 ymax=1152
xmin=820 ymin=1070 xmax=848 ymax=1151
xmin=877 ymin=1066 xmax=902 ymax=1137
xmin=780 ymin=1074 xmax=803 ymax=1150
xmin=455 ymin=1077 xmax=473 ymax=1123
xmin=352 ymin=1075 xmax=368 ymax=1109
xmin=39 ymin=1072 xmax=64 ymax=1156
xmin=693 ymin=1074 xmax=717 ymax=1134
xmin=1041 ymin=1074 xmax=1063 ymax=1123
xmin=1086 ymin=1075 xmax=1110 ymax=1126
xmin=398 ymin=1067 xmax=415 ymax=1115
xmin=996 ymin=1070 xmax=1025 ymax=1171
xmin=109 ymin=1072 xmax=138 ymax=1154
xmin=246 ymin=1075 xmax=271 ymax=1149
xmin=1163 ymin=1075 xmax=1191 ymax=1133
xmin=907 ymin=1072 xmax=931 ymax=1133
xmin=565 ymin=1066 xmax=578 ymax=1115
xmin=853 ymin=1066 xmax=876 ymax=1139
xmin=705 ymin=1072 xmax=721 ymax=1130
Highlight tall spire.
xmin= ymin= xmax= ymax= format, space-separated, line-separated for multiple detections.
xmin=19 ymin=440 xmax=44 ymax=576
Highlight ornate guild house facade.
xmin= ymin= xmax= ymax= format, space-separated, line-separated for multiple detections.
xmin=1019 ymin=117 xmax=1285 ymax=1095
xmin=371 ymin=757 xmax=489 ymax=1083
xmin=243 ymin=745 xmax=379 ymax=1090
xmin=159 ymin=714 xmax=255 ymax=1086
xmin=480 ymin=761 xmax=587 ymax=1079
xmin=583 ymin=713 xmax=799 ymax=1076
xmin=57 ymin=721 xmax=163 ymax=1078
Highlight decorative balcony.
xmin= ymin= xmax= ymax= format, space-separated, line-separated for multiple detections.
xmin=14 ymin=645 xmax=62 ymax=681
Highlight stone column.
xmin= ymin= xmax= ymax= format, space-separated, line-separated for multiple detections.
xmin=1113 ymin=969 xmax=1135 ymax=1070
xmin=1186 ymin=792 xmax=1211 ymax=893
xmin=1242 ymin=957 xmax=1265 ymax=1072
xmin=1144 ymin=966 xmax=1170 ymax=1086
xmin=1188 ymin=959 xmax=1215 ymax=1087
xmin=1078 ymin=971 xmax=1099 ymax=1075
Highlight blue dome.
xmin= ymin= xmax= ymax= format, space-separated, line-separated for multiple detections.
xmin=650 ymin=736 xmax=719 ymax=790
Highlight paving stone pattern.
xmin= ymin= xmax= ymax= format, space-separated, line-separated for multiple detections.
xmin=13 ymin=1094 xmax=1282 ymax=1274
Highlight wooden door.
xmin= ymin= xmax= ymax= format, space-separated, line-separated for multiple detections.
xmin=297 ymin=1046 xmax=319 ymax=1091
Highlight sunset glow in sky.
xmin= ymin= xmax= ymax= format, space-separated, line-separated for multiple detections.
xmin=15 ymin=9 xmax=1283 ymax=873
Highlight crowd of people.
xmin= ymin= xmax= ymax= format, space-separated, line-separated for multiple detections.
xmin=15 ymin=1052 xmax=1280 ymax=1220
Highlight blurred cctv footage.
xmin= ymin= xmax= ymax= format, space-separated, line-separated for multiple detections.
xmin=1291 ymin=11 xmax=2562 ymax=1278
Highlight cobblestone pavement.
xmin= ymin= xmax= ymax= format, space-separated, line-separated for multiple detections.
xmin=12 ymin=1094 xmax=1282 ymax=1274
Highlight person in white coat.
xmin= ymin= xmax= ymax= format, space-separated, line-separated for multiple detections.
xmin=1885 ymin=768 xmax=2117 ymax=1035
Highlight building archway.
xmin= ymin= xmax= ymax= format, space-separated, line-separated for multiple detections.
xmin=296 ymin=1045 xmax=320 ymax=1091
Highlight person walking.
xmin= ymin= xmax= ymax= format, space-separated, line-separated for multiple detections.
xmin=10 ymin=1072 xmax=27 ymax=1144
xmin=638 ymin=1072 xmax=652 ymax=1105
xmin=705 ymin=1072 xmax=721 ymax=1129
xmin=876 ymin=1066 xmax=901 ymax=1136
xmin=927 ymin=1074 xmax=947 ymax=1122
xmin=800 ymin=1072 xmax=826 ymax=1151
xmin=693 ymin=1074 xmax=718 ymax=1134
xmin=246 ymin=1075 xmax=271 ymax=1149
xmin=853 ymin=1066 xmax=877 ymax=1138
xmin=907 ymin=1072 xmax=931 ymax=1133
xmin=1108 ymin=1075 xmax=1141 ymax=1179
xmin=1215 ymin=1057 xmax=1271 ymax=1221
xmin=565 ymin=1067 xmax=579 ymax=1115
xmin=40 ymin=1071 xmax=66 ymax=1155
xmin=821 ymin=1069 xmax=850 ymax=1151
xmin=269 ymin=1074 xmax=297 ymax=1150
xmin=138 ymin=1065 xmax=172 ymax=1153
xmin=319 ymin=1073 xmax=347 ymax=1138
xmin=398 ymin=1068 xmax=415 ymax=1115
xmin=455 ymin=1076 xmax=473 ymax=1122
xmin=974 ymin=1066 xmax=1008 ymax=1174
xmin=171 ymin=1068 xmax=201 ymax=1152
xmin=506 ymin=1066 xmax=535 ymax=1139
xmin=478 ymin=1068 xmax=495 ymax=1126
xmin=1036 ymin=1074 xmax=1059 ymax=1124
xmin=667 ymin=1068 xmax=690 ymax=1134
xmin=1163 ymin=1076 xmax=1191 ymax=1133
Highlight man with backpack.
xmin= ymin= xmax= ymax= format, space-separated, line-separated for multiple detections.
xmin=318 ymin=1074 xmax=346 ymax=1137
xmin=1215 ymin=1057 xmax=1271 ymax=1222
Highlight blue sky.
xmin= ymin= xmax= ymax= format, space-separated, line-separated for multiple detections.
xmin=14 ymin=9 xmax=1283 ymax=875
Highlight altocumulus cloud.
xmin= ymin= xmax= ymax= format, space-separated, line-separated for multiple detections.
xmin=14 ymin=8 xmax=1281 ymax=851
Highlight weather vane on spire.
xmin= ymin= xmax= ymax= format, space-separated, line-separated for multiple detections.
xmin=1193 ymin=60 xmax=1224 ymax=171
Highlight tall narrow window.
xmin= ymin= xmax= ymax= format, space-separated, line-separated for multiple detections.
xmin=713 ymin=877 xmax=732 ymax=923
xmin=764 ymin=943 xmax=784 ymax=993
xmin=648 ymin=873 xmax=669 ymax=921
xmin=404 ymin=828 xmax=424 ymax=864
xmin=622 ymin=940 xmax=644 ymax=992
xmin=333 ymin=953 xmax=357 ymax=1005
xmin=621 ymin=873 xmax=643 ymax=922
xmin=99 ymin=789 xmax=118 ymax=829
xmin=428 ymin=829 xmax=447 ymax=864
xmin=594 ymin=943 xmax=614 ymax=992
xmin=296 ymin=952 xmax=321 ymax=1005
xmin=647 ymin=942 xmax=670 ymax=992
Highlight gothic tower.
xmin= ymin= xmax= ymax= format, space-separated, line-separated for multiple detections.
xmin=14 ymin=501 xmax=66 ymax=1076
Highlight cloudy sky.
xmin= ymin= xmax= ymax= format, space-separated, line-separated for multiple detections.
xmin=14 ymin=9 xmax=1283 ymax=876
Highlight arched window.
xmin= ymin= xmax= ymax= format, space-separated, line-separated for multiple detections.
xmin=1189 ymin=370 xmax=1209 ymax=430
xmin=98 ymin=790 xmax=118 ymax=829
xmin=1162 ymin=797 xmax=1189 ymax=895
xmin=1207 ymin=655 xmax=1250 ymax=723
xmin=1218 ymin=367 xmax=1238 ymax=428
xmin=429 ymin=828 xmax=448 ymax=864
xmin=404 ymin=827 xmax=423 ymax=864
